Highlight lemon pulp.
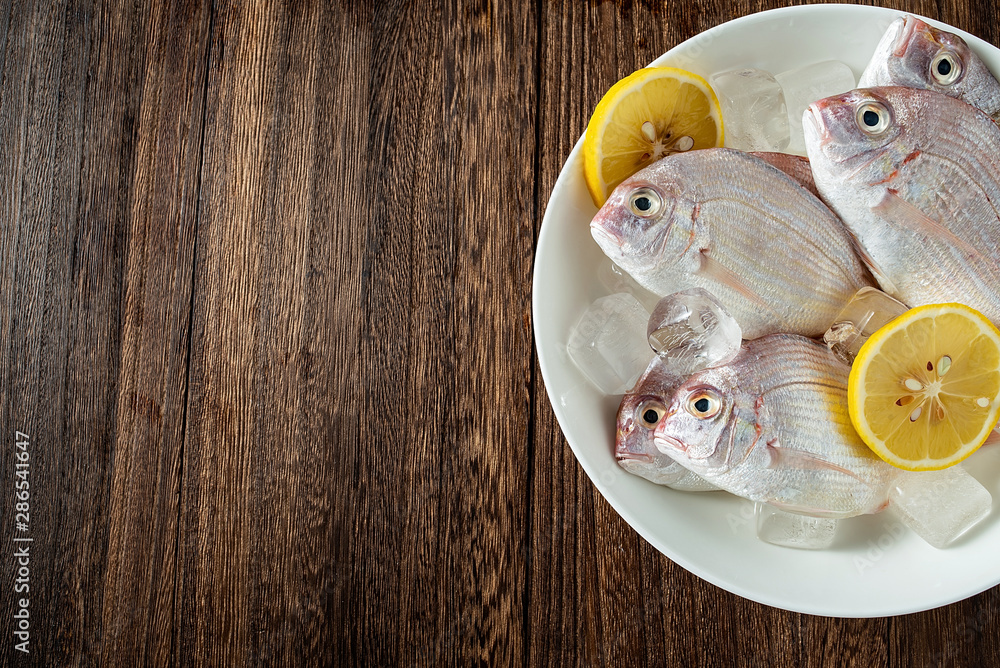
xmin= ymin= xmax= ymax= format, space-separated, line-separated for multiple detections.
xmin=583 ymin=67 xmax=724 ymax=207
xmin=848 ymin=303 xmax=1000 ymax=471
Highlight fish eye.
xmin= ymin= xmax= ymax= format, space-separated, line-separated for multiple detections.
xmin=855 ymin=101 xmax=892 ymax=136
xmin=629 ymin=187 xmax=662 ymax=218
xmin=686 ymin=390 xmax=721 ymax=419
xmin=931 ymin=51 xmax=963 ymax=86
xmin=636 ymin=400 xmax=666 ymax=428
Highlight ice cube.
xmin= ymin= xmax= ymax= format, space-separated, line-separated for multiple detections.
xmin=823 ymin=287 xmax=908 ymax=365
xmin=776 ymin=60 xmax=856 ymax=154
xmin=647 ymin=288 xmax=742 ymax=375
xmin=710 ymin=68 xmax=790 ymax=152
xmin=597 ymin=259 xmax=661 ymax=312
xmin=755 ymin=502 xmax=839 ymax=549
xmin=889 ymin=466 xmax=992 ymax=549
xmin=567 ymin=293 xmax=654 ymax=394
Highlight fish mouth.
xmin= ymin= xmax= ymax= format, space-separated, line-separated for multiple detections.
xmin=590 ymin=219 xmax=623 ymax=252
xmin=613 ymin=432 xmax=639 ymax=460
xmin=616 ymin=452 xmax=653 ymax=464
xmin=803 ymin=104 xmax=830 ymax=146
xmin=892 ymin=15 xmax=922 ymax=56
xmin=653 ymin=433 xmax=687 ymax=455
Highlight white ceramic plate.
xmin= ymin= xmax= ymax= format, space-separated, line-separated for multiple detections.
xmin=533 ymin=4 xmax=1000 ymax=617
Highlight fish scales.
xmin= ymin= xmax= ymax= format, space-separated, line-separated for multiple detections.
xmin=653 ymin=335 xmax=898 ymax=518
xmin=750 ymin=152 xmax=820 ymax=197
xmin=624 ymin=150 xmax=864 ymax=289
xmin=805 ymin=86 xmax=1000 ymax=322
xmin=697 ymin=198 xmax=858 ymax=296
xmin=860 ymin=15 xmax=1000 ymax=121
xmin=590 ymin=148 xmax=873 ymax=339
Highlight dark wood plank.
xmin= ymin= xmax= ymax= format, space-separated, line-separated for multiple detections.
xmin=178 ymin=1 xmax=536 ymax=664
xmin=98 ymin=0 xmax=211 ymax=664
xmin=176 ymin=2 xmax=326 ymax=661
xmin=0 ymin=0 xmax=208 ymax=665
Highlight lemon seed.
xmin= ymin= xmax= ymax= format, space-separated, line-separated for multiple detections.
xmin=938 ymin=355 xmax=952 ymax=375
xmin=641 ymin=121 xmax=656 ymax=143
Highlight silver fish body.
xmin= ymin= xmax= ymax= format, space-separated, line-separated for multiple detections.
xmin=804 ymin=86 xmax=1000 ymax=322
xmin=859 ymin=16 xmax=1000 ymax=121
xmin=590 ymin=148 xmax=873 ymax=339
xmin=615 ymin=357 xmax=717 ymax=491
xmin=652 ymin=335 xmax=898 ymax=518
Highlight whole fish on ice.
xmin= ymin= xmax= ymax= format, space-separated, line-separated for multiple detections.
xmin=652 ymin=335 xmax=898 ymax=518
xmin=615 ymin=356 xmax=717 ymax=491
xmin=804 ymin=86 xmax=1000 ymax=322
xmin=860 ymin=15 xmax=1000 ymax=121
xmin=590 ymin=148 xmax=873 ymax=339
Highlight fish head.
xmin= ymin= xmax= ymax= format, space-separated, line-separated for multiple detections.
xmin=865 ymin=16 xmax=1000 ymax=117
xmin=614 ymin=360 xmax=689 ymax=480
xmin=590 ymin=171 xmax=682 ymax=283
xmin=803 ymin=88 xmax=908 ymax=189
xmin=652 ymin=366 xmax=738 ymax=476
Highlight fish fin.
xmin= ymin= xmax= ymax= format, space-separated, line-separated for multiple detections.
xmin=766 ymin=499 xmax=845 ymax=519
xmin=871 ymin=189 xmax=983 ymax=261
xmin=845 ymin=228 xmax=899 ymax=296
xmin=765 ymin=441 xmax=865 ymax=483
xmin=697 ymin=250 xmax=770 ymax=310
xmin=750 ymin=152 xmax=819 ymax=197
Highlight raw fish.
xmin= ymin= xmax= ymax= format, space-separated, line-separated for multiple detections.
xmin=804 ymin=86 xmax=1000 ymax=322
xmin=652 ymin=335 xmax=898 ymax=518
xmin=751 ymin=152 xmax=819 ymax=197
xmin=590 ymin=148 xmax=873 ymax=339
xmin=860 ymin=16 xmax=1000 ymax=121
xmin=615 ymin=357 xmax=717 ymax=491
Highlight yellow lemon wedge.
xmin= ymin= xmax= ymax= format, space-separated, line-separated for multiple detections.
xmin=848 ymin=303 xmax=1000 ymax=471
xmin=583 ymin=67 xmax=724 ymax=207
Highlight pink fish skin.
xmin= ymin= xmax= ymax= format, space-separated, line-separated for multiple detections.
xmin=590 ymin=148 xmax=873 ymax=339
xmin=615 ymin=357 xmax=716 ymax=491
xmin=652 ymin=335 xmax=897 ymax=518
xmin=859 ymin=15 xmax=1000 ymax=121
xmin=750 ymin=152 xmax=819 ymax=197
xmin=804 ymin=86 xmax=1000 ymax=322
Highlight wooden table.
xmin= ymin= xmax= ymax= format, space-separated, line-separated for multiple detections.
xmin=2 ymin=0 xmax=999 ymax=665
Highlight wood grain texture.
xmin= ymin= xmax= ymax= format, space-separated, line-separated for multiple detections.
xmin=0 ymin=0 xmax=999 ymax=666
xmin=180 ymin=1 xmax=534 ymax=665
xmin=99 ymin=1 xmax=211 ymax=664
xmin=0 ymin=0 xmax=208 ymax=665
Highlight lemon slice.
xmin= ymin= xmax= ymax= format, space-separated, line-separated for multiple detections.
xmin=848 ymin=303 xmax=1000 ymax=471
xmin=583 ymin=67 xmax=724 ymax=207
